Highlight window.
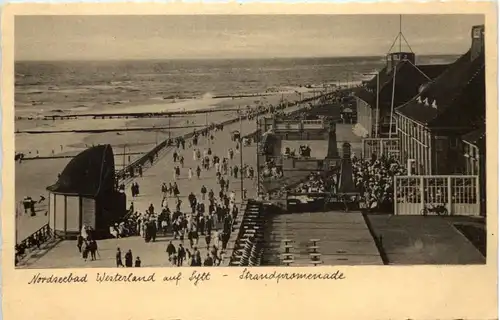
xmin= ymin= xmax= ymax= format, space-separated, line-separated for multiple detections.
xmin=435 ymin=138 xmax=445 ymax=152
xmin=450 ymin=138 xmax=458 ymax=149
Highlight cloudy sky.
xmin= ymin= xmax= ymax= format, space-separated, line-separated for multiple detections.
xmin=15 ymin=15 xmax=484 ymax=61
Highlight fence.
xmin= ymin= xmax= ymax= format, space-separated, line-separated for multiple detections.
xmin=394 ymin=175 xmax=480 ymax=216
xmin=16 ymin=223 xmax=54 ymax=265
xmin=362 ymin=138 xmax=400 ymax=159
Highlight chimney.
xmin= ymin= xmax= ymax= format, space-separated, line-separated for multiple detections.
xmin=471 ymin=25 xmax=485 ymax=61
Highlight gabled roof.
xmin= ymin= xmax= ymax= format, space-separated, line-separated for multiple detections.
xmin=354 ymin=61 xmax=449 ymax=109
xmin=47 ymin=144 xmax=116 ymax=197
xmin=396 ymin=49 xmax=485 ymax=129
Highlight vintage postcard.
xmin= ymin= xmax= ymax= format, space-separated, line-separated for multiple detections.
xmin=2 ymin=3 xmax=497 ymax=320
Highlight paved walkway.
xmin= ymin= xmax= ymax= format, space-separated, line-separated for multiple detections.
xmin=366 ymin=215 xmax=486 ymax=264
xmin=22 ymin=101 xmax=314 ymax=268
xmin=261 ymin=211 xmax=383 ymax=266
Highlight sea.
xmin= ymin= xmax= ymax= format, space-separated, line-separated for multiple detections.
xmin=15 ymin=55 xmax=459 ymax=111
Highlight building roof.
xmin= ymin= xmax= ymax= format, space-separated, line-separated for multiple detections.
xmin=396 ymin=49 xmax=485 ymax=129
xmin=47 ymin=144 xmax=116 ymax=197
xmin=354 ymin=61 xmax=449 ymax=111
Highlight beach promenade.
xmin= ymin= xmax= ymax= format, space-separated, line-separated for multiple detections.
xmin=19 ymin=98 xmax=313 ymax=268
xmin=15 ymin=92 xmax=315 ymax=242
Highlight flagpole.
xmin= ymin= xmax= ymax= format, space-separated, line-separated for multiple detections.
xmin=239 ymin=106 xmax=244 ymax=201
xmin=256 ymin=115 xmax=260 ymax=197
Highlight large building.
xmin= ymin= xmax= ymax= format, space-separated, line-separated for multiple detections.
xmin=395 ymin=25 xmax=485 ymax=175
xmin=354 ymin=53 xmax=449 ymax=138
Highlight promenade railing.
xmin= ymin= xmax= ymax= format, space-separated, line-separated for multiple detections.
xmin=15 ymin=223 xmax=55 ymax=265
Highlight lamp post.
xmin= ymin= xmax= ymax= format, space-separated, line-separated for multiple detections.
xmin=239 ymin=106 xmax=244 ymax=201
xmin=256 ymin=115 xmax=261 ymax=198
xmin=168 ymin=116 xmax=171 ymax=140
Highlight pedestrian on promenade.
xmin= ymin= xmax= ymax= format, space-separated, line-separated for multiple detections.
xmin=125 ymin=249 xmax=133 ymax=267
xmin=173 ymin=182 xmax=180 ymax=197
xmin=82 ymin=242 xmax=90 ymax=262
xmin=173 ymin=151 xmax=178 ymax=162
xmin=201 ymin=185 xmax=207 ymax=200
xmin=135 ymin=182 xmax=140 ymax=196
xmin=161 ymin=182 xmax=167 ymax=197
xmin=180 ymin=156 xmax=184 ymax=167
xmin=205 ymin=233 xmax=211 ymax=249
xmin=116 ymin=248 xmax=124 ymax=267
xmin=135 ymin=257 xmax=142 ymax=267
xmin=89 ymin=239 xmax=98 ymax=261
xmin=204 ymin=253 xmax=214 ymax=266
xmin=77 ymin=234 xmax=84 ymax=253
xmin=166 ymin=241 xmax=176 ymax=261
xmin=177 ymin=244 xmax=186 ymax=267
xmin=188 ymin=168 xmax=193 ymax=180
xmin=234 ymin=166 xmax=239 ymax=179
xmin=196 ymin=166 xmax=201 ymax=179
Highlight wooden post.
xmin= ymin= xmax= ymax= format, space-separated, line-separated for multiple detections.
xmin=420 ymin=176 xmax=425 ymax=214
xmin=393 ymin=176 xmax=398 ymax=215
xmin=475 ymin=175 xmax=480 ymax=216
xmin=447 ymin=176 xmax=453 ymax=215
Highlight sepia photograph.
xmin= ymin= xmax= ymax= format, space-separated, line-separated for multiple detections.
xmin=14 ymin=14 xmax=487 ymax=269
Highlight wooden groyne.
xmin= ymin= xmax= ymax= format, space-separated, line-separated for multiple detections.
xmin=17 ymin=107 xmax=242 ymax=121
xmin=20 ymin=151 xmax=144 ymax=161
xmin=17 ymin=124 xmax=207 ymax=134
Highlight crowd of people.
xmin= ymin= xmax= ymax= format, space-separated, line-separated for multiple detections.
xmin=103 ymin=116 xmax=259 ymax=267
xmin=261 ymin=158 xmax=283 ymax=179
xmin=293 ymin=172 xmax=337 ymax=194
xmin=352 ymin=154 xmax=407 ymax=210
xmin=17 ymin=97 xmax=306 ymax=266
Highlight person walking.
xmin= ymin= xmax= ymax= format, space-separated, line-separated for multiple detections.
xmin=166 ymin=241 xmax=176 ymax=262
xmin=201 ymin=185 xmax=207 ymax=200
xmin=116 ymin=248 xmax=124 ymax=267
xmin=135 ymin=257 xmax=142 ymax=267
xmin=177 ymin=244 xmax=186 ymax=267
xmin=89 ymin=239 xmax=98 ymax=261
xmin=82 ymin=242 xmax=90 ymax=262
xmin=77 ymin=234 xmax=84 ymax=253
xmin=125 ymin=249 xmax=133 ymax=267
xmin=188 ymin=168 xmax=193 ymax=180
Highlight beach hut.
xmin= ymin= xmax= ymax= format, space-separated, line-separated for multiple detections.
xmin=46 ymin=144 xmax=126 ymax=239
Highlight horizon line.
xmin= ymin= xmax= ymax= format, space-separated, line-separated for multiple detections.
xmin=15 ymin=53 xmax=462 ymax=63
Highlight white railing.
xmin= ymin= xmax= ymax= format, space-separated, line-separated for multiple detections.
xmin=362 ymin=138 xmax=400 ymax=159
xmin=394 ymin=175 xmax=480 ymax=216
